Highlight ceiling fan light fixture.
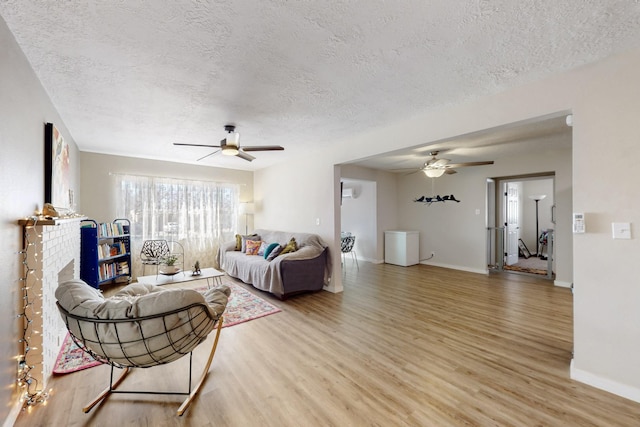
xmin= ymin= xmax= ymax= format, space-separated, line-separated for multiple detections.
xmin=424 ymin=168 xmax=446 ymax=178
xmin=222 ymin=130 xmax=240 ymax=156
xmin=221 ymin=146 xmax=239 ymax=156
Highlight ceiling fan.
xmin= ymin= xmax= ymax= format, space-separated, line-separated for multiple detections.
xmin=416 ymin=151 xmax=494 ymax=177
xmin=173 ymin=125 xmax=284 ymax=162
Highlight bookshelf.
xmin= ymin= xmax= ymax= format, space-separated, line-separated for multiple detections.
xmin=80 ymin=218 xmax=132 ymax=288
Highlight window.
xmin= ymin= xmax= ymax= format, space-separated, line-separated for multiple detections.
xmin=115 ymin=174 xmax=239 ymax=274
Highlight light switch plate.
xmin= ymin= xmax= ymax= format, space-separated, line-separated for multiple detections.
xmin=612 ymin=222 xmax=631 ymax=239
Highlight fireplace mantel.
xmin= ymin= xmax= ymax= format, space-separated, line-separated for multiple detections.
xmin=18 ymin=215 xmax=87 ymax=226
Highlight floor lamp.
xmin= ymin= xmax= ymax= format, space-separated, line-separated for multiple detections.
xmin=239 ymin=202 xmax=254 ymax=235
xmin=529 ymin=194 xmax=546 ymax=256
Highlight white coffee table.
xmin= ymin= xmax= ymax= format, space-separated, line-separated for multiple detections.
xmin=137 ymin=267 xmax=224 ymax=289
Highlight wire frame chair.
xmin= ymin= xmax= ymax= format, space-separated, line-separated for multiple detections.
xmin=341 ymin=235 xmax=359 ymax=270
xmin=140 ymin=239 xmax=171 ymax=276
xmin=57 ymin=299 xmax=224 ymax=416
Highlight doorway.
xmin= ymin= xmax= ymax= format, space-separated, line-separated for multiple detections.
xmin=340 ymin=178 xmax=377 ymax=264
xmin=488 ymin=174 xmax=555 ymax=278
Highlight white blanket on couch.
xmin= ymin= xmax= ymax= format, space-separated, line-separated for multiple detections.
xmin=219 ymin=229 xmax=327 ymax=296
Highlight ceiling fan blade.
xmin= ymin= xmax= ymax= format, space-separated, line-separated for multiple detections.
xmin=446 ymin=161 xmax=494 ymax=168
xmin=174 ymin=142 xmax=221 ymax=148
xmin=433 ymin=159 xmax=450 ymax=167
xmin=236 ymin=150 xmax=256 ymax=162
xmin=241 ymin=145 xmax=285 ymax=152
xmin=445 ymin=169 xmax=457 ymax=174
xmin=196 ymin=150 xmax=220 ymax=161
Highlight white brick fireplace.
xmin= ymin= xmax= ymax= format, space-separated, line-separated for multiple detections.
xmin=21 ymin=217 xmax=83 ymax=390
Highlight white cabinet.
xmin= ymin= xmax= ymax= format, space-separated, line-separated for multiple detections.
xmin=384 ymin=230 xmax=419 ymax=266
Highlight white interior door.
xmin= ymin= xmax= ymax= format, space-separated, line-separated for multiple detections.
xmin=505 ymin=182 xmax=520 ymax=265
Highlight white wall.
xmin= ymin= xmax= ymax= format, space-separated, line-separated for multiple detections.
xmin=255 ymin=48 xmax=640 ymax=401
xmin=340 ymin=179 xmax=378 ymax=262
xmin=340 ymin=165 xmax=398 ymax=265
xmin=0 ymin=16 xmax=80 ymax=422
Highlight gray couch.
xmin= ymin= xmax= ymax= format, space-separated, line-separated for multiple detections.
xmin=218 ymin=229 xmax=329 ymax=299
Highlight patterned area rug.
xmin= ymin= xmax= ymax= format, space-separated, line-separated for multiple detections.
xmin=215 ymin=283 xmax=282 ymax=328
xmin=52 ymin=282 xmax=280 ymax=374
xmin=53 ymin=333 xmax=102 ymax=374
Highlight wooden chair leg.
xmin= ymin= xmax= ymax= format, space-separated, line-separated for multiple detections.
xmin=83 ymin=366 xmax=131 ymax=413
xmin=177 ymin=316 xmax=224 ymax=416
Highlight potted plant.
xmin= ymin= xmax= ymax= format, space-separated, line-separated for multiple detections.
xmin=160 ymin=254 xmax=180 ymax=274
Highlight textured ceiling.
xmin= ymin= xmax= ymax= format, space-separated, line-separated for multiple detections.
xmin=1 ymin=1 xmax=640 ymax=171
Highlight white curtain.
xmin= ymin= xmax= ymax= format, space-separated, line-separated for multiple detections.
xmin=115 ymin=174 xmax=239 ymax=277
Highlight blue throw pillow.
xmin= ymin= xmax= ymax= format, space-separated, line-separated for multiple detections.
xmin=263 ymin=242 xmax=279 ymax=259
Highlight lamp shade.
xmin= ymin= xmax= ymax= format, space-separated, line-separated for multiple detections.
xmin=423 ymin=168 xmax=446 ymax=178
xmin=528 ymin=194 xmax=547 ymax=201
xmin=239 ymin=202 xmax=254 ymax=215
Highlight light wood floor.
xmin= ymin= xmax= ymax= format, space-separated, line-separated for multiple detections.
xmin=15 ymin=263 xmax=640 ymax=426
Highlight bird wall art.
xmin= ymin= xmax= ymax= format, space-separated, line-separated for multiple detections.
xmin=414 ymin=194 xmax=461 ymax=205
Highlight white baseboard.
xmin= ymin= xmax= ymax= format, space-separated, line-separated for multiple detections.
xmin=323 ymin=282 xmax=343 ymax=294
xmin=570 ymin=359 xmax=640 ymax=403
xmin=419 ymin=261 xmax=488 ymax=275
xmin=554 ymin=280 xmax=572 ymax=288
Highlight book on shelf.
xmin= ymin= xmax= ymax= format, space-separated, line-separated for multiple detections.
xmin=97 ymin=222 xmax=126 ymax=238
xmin=99 ymin=262 xmax=123 ymax=281
xmin=98 ymin=242 xmax=127 ymax=259
xmin=117 ymin=261 xmax=130 ymax=275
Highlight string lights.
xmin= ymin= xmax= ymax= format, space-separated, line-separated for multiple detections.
xmin=17 ymin=219 xmax=49 ymax=408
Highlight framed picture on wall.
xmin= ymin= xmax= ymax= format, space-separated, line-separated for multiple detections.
xmin=44 ymin=122 xmax=71 ymax=209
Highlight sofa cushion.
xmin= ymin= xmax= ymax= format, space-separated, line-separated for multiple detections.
xmin=245 ymin=239 xmax=262 ymax=255
xmin=235 ymin=233 xmax=259 ymax=251
xmin=263 ymin=242 xmax=279 ymax=259
xmin=257 ymin=241 xmax=268 ymax=256
xmin=241 ymin=234 xmax=260 ymax=252
xmin=280 ymin=237 xmax=298 ymax=255
xmin=266 ymin=244 xmax=283 ymax=261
